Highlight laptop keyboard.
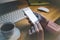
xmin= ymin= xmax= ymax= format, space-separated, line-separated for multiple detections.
xmin=0 ymin=9 xmax=26 ymax=24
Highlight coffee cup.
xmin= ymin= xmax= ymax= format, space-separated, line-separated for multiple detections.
xmin=1 ymin=22 xmax=15 ymax=39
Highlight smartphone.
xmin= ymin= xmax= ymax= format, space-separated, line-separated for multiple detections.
xmin=23 ymin=7 xmax=38 ymax=24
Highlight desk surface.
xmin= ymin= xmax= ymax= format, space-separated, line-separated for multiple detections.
xmin=17 ymin=0 xmax=60 ymax=22
xmin=15 ymin=0 xmax=60 ymax=40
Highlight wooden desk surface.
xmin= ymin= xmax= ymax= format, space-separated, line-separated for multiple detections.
xmin=17 ymin=0 xmax=60 ymax=21
xmin=15 ymin=0 xmax=60 ymax=40
xmin=16 ymin=0 xmax=60 ymax=26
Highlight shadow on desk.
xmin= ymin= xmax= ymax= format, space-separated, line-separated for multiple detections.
xmin=17 ymin=24 xmax=37 ymax=40
xmin=16 ymin=24 xmax=60 ymax=40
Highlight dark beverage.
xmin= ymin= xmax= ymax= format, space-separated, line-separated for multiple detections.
xmin=1 ymin=22 xmax=15 ymax=39
xmin=1 ymin=22 xmax=14 ymax=31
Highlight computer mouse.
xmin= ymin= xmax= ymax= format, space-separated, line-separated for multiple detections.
xmin=37 ymin=7 xmax=49 ymax=13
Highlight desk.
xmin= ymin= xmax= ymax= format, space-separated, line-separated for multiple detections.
xmin=15 ymin=0 xmax=60 ymax=40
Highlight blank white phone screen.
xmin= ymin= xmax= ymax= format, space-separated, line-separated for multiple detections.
xmin=23 ymin=7 xmax=38 ymax=23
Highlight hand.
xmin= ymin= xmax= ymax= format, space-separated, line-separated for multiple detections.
xmin=28 ymin=21 xmax=43 ymax=35
xmin=26 ymin=12 xmax=45 ymax=35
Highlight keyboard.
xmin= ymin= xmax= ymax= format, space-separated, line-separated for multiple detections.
xmin=0 ymin=9 xmax=26 ymax=24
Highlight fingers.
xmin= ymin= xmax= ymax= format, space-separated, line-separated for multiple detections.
xmin=31 ymin=27 xmax=35 ymax=33
xmin=28 ymin=21 xmax=43 ymax=35
xmin=28 ymin=26 xmax=36 ymax=35
xmin=28 ymin=24 xmax=40 ymax=35
xmin=29 ymin=29 xmax=32 ymax=35
xmin=33 ymin=21 xmax=43 ymax=32
xmin=33 ymin=23 xmax=39 ymax=32
xmin=36 ymin=21 xmax=43 ymax=30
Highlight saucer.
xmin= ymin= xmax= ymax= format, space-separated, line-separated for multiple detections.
xmin=9 ymin=27 xmax=20 ymax=40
